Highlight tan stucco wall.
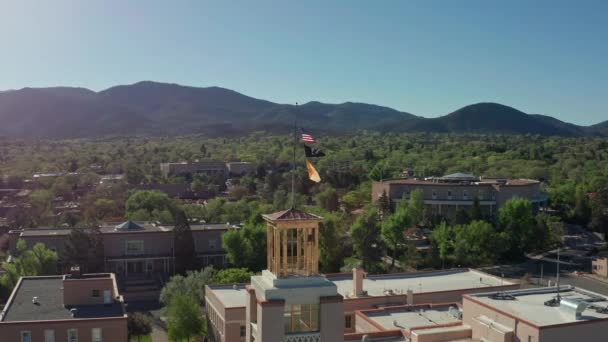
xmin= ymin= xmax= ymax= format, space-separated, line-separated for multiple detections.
xmin=63 ymin=276 xmax=116 ymax=306
xmin=592 ymin=258 xmax=608 ymax=277
xmin=0 ymin=317 xmax=127 ymax=342
xmin=539 ymin=320 xmax=608 ymax=342
xmin=320 ymin=298 xmax=344 ymax=341
xmin=256 ymin=301 xmax=284 ymax=341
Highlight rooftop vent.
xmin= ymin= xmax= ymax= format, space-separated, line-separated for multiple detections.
xmin=489 ymin=292 xmax=516 ymax=300
xmin=70 ymin=308 xmax=78 ymax=317
xmin=32 ymin=296 xmax=38 ymax=304
xmin=560 ymin=298 xmax=589 ymax=319
xmin=449 ymin=306 xmax=463 ymax=320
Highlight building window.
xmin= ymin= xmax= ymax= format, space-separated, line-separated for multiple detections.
xmin=44 ymin=329 xmax=55 ymax=342
xmin=432 ymin=191 xmax=437 ymax=200
xmin=68 ymin=328 xmax=78 ymax=342
xmin=345 ymin=314 xmax=353 ymax=329
xmin=125 ymin=240 xmax=144 ymax=255
xmin=92 ymin=328 xmax=102 ymax=342
xmin=92 ymin=289 xmax=100 ymax=297
xmin=208 ymin=239 xmax=217 ymax=249
xmin=284 ymin=304 xmax=320 ymax=334
xmin=447 ymin=190 xmax=452 ymax=199
xmin=20 ymin=331 xmax=31 ymax=342
xmin=406 ymin=191 xmax=410 ymax=199
xmin=240 ymin=325 xmax=246 ymax=337
xmin=463 ymin=191 xmax=468 ymax=200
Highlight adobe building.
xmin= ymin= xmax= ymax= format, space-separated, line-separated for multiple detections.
xmin=463 ymin=286 xmax=608 ymax=342
xmin=8 ymin=221 xmax=232 ymax=279
xmin=592 ymin=257 xmax=608 ymax=278
xmin=372 ymin=172 xmax=546 ymax=220
xmin=205 ymin=208 xmax=518 ymax=342
xmin=0 ymin=268 xmax=128 ymax=342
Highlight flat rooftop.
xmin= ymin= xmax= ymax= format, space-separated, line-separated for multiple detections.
xmin=328 ymin=269 xmax=510 ymax=298
xmin=0 ymin=276 xmax=124 ymax=322
xmin=362 ymin=305 xmax=461 ymax=331
xmin=208 ymin=284 xmax=248 ymax=308
xmin=466 ymin=286 xmax=608 ymax=326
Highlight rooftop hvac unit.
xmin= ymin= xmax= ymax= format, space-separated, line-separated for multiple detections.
xmin=449 ymin=306 xmax=463 ymax=320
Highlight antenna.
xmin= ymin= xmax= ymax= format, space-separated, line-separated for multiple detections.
xmin=291 ymin=103 xmax=298 ymax=209
xmin=556 ymin=247 xmax=561 ymax=302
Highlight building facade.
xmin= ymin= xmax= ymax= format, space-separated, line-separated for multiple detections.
xmin=204 ymin=208 xmax=518 ymax=342
xmin=160 ymin=161 xmax=228 ymax=178
xmin=372 ymin=172 xmax=546 ymax=221
xmin=0 ymin=269 xmax=128 ymax=342
xmin=8 ymin=221 xmax=232 ymax=279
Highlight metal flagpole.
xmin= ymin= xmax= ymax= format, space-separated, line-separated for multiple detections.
xmin=291 ymin=103 xmax=298 ymax=208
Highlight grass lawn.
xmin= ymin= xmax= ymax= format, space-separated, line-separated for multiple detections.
xmin=129 ymin=335 xmax=152 ymax=342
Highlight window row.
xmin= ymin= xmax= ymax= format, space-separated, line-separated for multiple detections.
xmin=21 ymin=328 xmax=102 ymax=342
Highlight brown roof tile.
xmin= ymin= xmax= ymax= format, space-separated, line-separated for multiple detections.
xmin=262 ymin=208 xmax=323 ymax=221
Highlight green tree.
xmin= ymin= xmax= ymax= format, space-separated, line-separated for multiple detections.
xmin=430 ymin=222 xmax=453 ymax=269
xmin=498 ymin=198 xmax=536 ymax=258
xmin=381 ymin=196 xmax=409 ymax=269
xmin=590 ymin=189 xmax=608 ymax=240
xmin=213 ymin=268 xmax=252 ymax=284
xmin=377 ymin=189 xmax=391 ymax=217
xmin=351 ymin=206 xmax=384 ymax=273
xmin=1 ymin=241 xmax=58 ymax=292
xmin=407 ymin=189 xmax=425 ymax=226
xmin=471 ymin=197 xmax=483 ymax=221
xmin=368 ymin=162 xmax=387 ymax=181
xmin=126 ymin=190 xmax=171 ymax=218
xmin=128 ymin=313 xmax=153 ymax=341
xmin=222 ymin=229 xmax=247 ymax=267
xmin=172 ymin=207 xmax=197 ymax=273
xmin=319 ymin=213 xmax=343 ymax=273
xmin=166 ymin=293 xmax=203 ymax=341
xmin=315 ymin=185 xmax=340 ymax=212
xmin=160 ymin=266 xmax=215 ymax=306
xmin=63 ymin=228 xmax=93 ymax=271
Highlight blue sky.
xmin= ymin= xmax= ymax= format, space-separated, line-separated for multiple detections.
xmin=1 ymin=0 xmax=606 ymax=125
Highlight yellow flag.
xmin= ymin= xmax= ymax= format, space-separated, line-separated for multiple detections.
xmin=306 ymin=160 xmax=321 ymax=183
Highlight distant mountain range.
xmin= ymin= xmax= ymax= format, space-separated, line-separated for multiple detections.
xmin=0 ymin=81 xmax=605 ymax=138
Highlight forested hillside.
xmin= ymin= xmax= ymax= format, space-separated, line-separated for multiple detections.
xmin=0 ymin=81 xmax=605 ymax=137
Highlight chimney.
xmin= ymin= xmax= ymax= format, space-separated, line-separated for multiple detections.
xmin=353 ymin=268 xmax=366 ymax=297
xmin=407 ymin=289 xmax=414 ymax=305
xmin=70 ymin=265 xmax=81 ymax=278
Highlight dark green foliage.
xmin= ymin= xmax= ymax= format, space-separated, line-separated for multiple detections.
xmin=222 ymin=224 xmax=267 ymax=272
xmin=171 ymin=207 xmax=197 ymax=274
xmin=498 ymin=199 xmax=536 ymax=258
xmin=166 ymin=293 xmax=203 ymax=341
xmin=351 ymin=206 xmax=384 ymax=273
xmin=128 ymin=313 xmax=153 ymax=339
xmin=591 ymin=189 xmax=608 ymax=239
xmin=63 ymin=228 xmax=104 ymax=272
xmin=318 ymin=213 xmax=345 ymax=273
xmin=160 ymin=267 xmax=215 ymax=306
xmin=213 ymin=268 xmax=252 ymax=284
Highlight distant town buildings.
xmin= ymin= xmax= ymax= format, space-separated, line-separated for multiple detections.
xmin=160 ymin=160 xmax=255 ymax=178
xmin=372 ymin=172 xmax=546 ymax=220
xmin=0 ymin=268 xmax=128 ymax=342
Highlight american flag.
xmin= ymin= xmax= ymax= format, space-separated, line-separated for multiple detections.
xmin=301 ymin=129 xmax=316 ymax=144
